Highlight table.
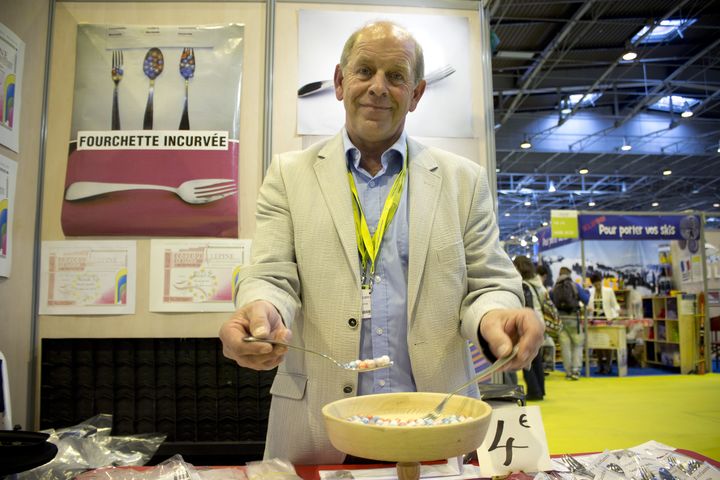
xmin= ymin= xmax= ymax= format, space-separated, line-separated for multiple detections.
xmin=76 ymin=448 xmax=720 ymax=480
xmin=585 ymin=323 xmax=628 ymax=376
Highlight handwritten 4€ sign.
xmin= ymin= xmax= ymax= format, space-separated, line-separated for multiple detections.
xmin=477 ymin=405 xmax=554 ymax=476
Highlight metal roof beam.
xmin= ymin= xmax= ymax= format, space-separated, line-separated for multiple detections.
xmin=499 ymin=0 xmax=599 ymax=126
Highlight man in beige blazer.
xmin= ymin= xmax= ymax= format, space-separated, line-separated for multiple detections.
xmin=220 ymin=21 xmax=544 ymax=464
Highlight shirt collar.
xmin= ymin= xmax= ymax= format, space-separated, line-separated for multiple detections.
xmin=342 ymin=128 xmax=407 ymax=178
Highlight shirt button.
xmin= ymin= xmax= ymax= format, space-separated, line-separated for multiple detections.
xmin=374 ymin=275 xmax=381 ymax=283
xmin=378 ymin=380 xmax=386 ymax=387
xmin=348 ymin=318 xmax=358 ymax=328
xmin=376 ymin=327 xmax=383 ymax=335
xmin=343 ymin=385 xmax=354 ymax=394
xmin=369 ymin=180 xmax=376 ymax=187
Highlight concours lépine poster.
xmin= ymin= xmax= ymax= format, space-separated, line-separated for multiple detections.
xmin=62 ymin=24 xmax=244 ymax=237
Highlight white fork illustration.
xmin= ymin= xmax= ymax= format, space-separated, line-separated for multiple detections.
xmin=64 ymin=179 xmax=237 ymax=205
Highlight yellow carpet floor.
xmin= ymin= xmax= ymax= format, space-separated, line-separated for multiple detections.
xmin=520 ymin=371 xmax=720 ymax=460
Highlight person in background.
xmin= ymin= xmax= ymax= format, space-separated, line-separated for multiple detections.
xmin=553 ymin=266 xmax=590 ymax=380
xmin=513 ymin=256 xmax=545 ymax=400
xmin=219 ymin=20 xmax=544 ymax=464
xmin=536 ymin=264 xmax=551 ymax=289
xmin=587 ymin=271 xmax=621 ymax=374
xmin=533 ymin=263 xmax=556 ymax=374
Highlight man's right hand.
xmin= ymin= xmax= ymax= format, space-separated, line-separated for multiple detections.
xmin=219 ymin=300 xmax=292 ymax=371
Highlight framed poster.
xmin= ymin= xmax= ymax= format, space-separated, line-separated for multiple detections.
xmin=61 ymin=24 xmax=244 ymax=237
xmin=0 ymin=22 xmax=25 ymax=152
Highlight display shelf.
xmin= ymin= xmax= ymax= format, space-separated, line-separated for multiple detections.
xmin=642 ymin=294 xmax=699 ymax=373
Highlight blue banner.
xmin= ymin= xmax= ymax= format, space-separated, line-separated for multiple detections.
xmin=536 ymin=226 xmax=576 ymax=252
xmin=578 ymin=214 xmax=701 ymax=241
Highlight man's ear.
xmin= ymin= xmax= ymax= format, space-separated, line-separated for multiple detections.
xmin=334 ymin=64 xmax=344 ymax=100
xmin=408 ymin=79 xmax=426 ymax=112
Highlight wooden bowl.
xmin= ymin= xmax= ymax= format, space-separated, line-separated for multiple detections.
xmin=322 ymin=392 xmax=492 ymax=463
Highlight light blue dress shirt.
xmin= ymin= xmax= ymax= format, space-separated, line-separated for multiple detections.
xmin=342 ymin=129 xmax=416 ymax=395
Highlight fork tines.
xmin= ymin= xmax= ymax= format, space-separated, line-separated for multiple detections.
xmin=194 ymin=180 xmax=236 ymax=198
xmin=111 ymin=50 xmax=124 ymax=81
xmin=423 ymin=64 xmax=456 ymax=85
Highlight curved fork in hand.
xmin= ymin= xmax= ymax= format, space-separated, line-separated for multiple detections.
xmin=242 ymin=336 xmax=393 ymax=372
xmin=422 ymin=345 xmax=519 ymax=421
xmin=64 ymin=178 xmax=237 ymax=204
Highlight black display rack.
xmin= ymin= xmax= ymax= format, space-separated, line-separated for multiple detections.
xmin=40 ymin=338 xmax=275 ymax=465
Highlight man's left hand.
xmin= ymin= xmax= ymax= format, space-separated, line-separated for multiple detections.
xmin=479 ymin=308 xmax=545 ymax=370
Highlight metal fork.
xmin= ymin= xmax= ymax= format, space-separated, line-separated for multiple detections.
xmin=421 ymin=344 xmax=519 ymax=421
xmin=64 ymin=178 xmax=237 ymax=204
xmin=178 ymin=47 xmax=195 ymax=130
xmin=111 ymin=50 xmax=123 ymax=130
xmin=561 ymin=454 xmax=595 ymax=479
xmin=424 ymin=64 xmax=456 ymax=86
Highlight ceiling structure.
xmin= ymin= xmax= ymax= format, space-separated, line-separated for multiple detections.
xmin=486 ymin=0 xmax=720 ymax=248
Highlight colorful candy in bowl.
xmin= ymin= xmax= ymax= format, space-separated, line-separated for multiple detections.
xmin=322 ymin=392 xmax=492 ymax=480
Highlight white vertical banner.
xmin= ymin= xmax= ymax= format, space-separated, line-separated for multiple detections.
xmin=0 ymin=153 xmax=17 ymax=277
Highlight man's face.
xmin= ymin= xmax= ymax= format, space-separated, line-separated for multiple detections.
xmin=334 ymin=26 xmax=426 ymax=148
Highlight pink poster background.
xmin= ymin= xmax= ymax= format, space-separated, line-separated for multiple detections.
xmin=61 ymin=143 xmax=238 ymax=237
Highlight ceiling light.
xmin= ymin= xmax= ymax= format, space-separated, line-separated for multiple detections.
xmin=578 ymin=168 xmax=589 ymax=175
xmin=520 ymin=135 xmax=532 ymax=149
xmin=717 ymin=140 xmax=720 ymax=153
xmin=542 ymin=221 xmax=548 ymax=226
xmin=524 ymin=199 xmax=532 ymax=206
xmin=520 ymin=239 xmax=528 ymax=247
xmin=714 ymin=203 xmax=720 ymax=208
xmin=560 ymin=98 xmax=572 ymax=115
xmin=622 ymin=50 xmax=637 ymax=61
xmin=652 ymin=202 xmax=659 ymax=207
xmin=504 ymin=212 xmax=511 ymax=217
xmin=531 ymin=235 xmax=539 ymax=243
xmin=588 ymin=200 xmax=596 ymax=207
xmin=681 ymin=102 xmax=694 ymax=118
xmin=548 ymin=181 xmax=556 ymax=193
xmin=663 ymin=169 xmax=672 ymax=176
xmin=620 ymin=137 xmax=632 ymax=151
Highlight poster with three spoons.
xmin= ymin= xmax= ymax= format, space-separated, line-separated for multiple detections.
xmin=149 ymin=238 xmax=251 ymax=312
xmin=61 ymin=24 xmax=244 ymax=237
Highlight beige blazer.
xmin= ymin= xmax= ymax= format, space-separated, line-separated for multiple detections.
xmin=235 ymin=132 xmax=523 ymax=464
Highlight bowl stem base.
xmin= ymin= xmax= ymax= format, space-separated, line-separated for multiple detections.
xmin=396 ymin=462 xmax=421 ymax=480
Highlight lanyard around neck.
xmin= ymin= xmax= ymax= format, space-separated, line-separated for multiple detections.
xmin=347 ymin=147 xmax=408 ymax=283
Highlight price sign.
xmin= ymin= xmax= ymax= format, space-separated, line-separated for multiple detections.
xmin=476 ymin=405 xmax=553 ymax=476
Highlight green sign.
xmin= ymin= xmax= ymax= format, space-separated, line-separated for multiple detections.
xmin=551 ymin=210 xmax=579 ymax=238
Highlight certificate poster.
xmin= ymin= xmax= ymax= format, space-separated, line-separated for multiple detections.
xmin=297 ymin=10 xmax=472 ymax=138
xmin=0 ymin=153 xmax=17 ymax=277
xmin=62 ymin=24 xmax=244 ymax=237
xmin=149 ymin=238 xmax=251 ymax=312
xmin=0 ymin=22 xmax=24 ymax=152
xmin=39 ymin=240 xmax=136 ymax=315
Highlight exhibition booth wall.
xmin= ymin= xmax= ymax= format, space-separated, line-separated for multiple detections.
xmin=1 ymin=0 xmax=496 ymax=435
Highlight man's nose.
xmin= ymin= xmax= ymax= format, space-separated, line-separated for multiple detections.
xmin=368 ymin=72 xmax=389 ymax=96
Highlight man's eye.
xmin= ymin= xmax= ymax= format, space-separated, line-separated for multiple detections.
xmin=357 ymin=67 xmax=372 ymax=77
xmin=389 ymin=72 xmax=406 ymax=83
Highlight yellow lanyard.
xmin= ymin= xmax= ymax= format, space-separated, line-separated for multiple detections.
xmin=347 ymin=148 xmax=407 ymax=285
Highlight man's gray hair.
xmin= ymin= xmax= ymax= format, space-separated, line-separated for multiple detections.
xmin=339 ymin=21 xmax=425 ymax=85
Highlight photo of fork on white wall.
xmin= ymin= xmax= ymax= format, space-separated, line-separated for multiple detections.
xmin=61 ymin=24 xmax=244 ymax=238
xmin=297 ymin=10 xmax=472 ymax=138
